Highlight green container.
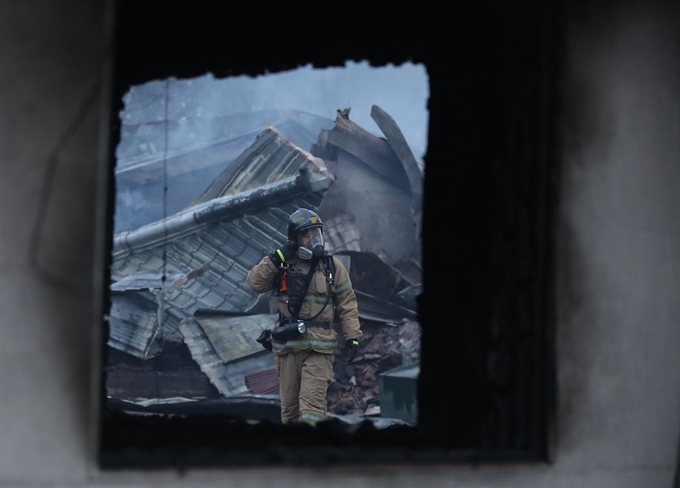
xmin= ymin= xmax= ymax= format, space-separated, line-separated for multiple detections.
xmin=378 ymin=362 xmax=419 ymax=425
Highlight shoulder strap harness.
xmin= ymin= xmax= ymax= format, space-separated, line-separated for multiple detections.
xmin=275 ymin=255 xmax=336 ymax=323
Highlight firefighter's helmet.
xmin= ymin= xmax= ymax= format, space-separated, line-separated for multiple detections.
xmin=287 ymin=208 xmax=324 ymax=243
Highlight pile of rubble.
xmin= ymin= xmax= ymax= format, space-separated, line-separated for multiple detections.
xmin=328 ymin=319 xmax=421 ymax=417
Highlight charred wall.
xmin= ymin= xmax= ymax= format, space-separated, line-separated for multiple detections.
xmin=318 ymin=153 xmax=417 ymax=265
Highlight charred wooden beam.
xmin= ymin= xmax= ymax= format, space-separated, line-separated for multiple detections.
xmin=112 ymin=168 xmax=330 ymax=259
xmin=326 ymin=115 xmax=411 ymax=192
xmin=370 ymin=104 xmax=424 ymax=211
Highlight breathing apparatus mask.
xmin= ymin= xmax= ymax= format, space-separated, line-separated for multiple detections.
xmin=295 ymin=226 xmax=325 ymax=260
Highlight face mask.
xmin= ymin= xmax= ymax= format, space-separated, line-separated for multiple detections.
xmin=296 ymin=246 xmax=314 ymax=260
xmin=308 ymin=237 xmax=324 ymax=258
xmin=296 ymin=227 xmax=324 ymax=260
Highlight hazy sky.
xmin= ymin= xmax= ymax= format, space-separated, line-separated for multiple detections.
xmin=114 ymin=61 xmax=430 ymax=233
xmin=121 ymin=60 xmax=430 ymax=161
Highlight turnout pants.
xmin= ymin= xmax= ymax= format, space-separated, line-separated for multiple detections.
xmin=275 ymin=349 xmax=335 ymax=425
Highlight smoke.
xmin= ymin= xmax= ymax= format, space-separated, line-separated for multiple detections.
xmin=118 ymin=60 xmax=429 ymax=160
xmin=114 ymin=60 xmax=430 ymax=233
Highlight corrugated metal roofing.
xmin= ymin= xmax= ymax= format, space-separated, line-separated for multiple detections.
xmin=391 ymin=257 xmax=423 ymax=286
xmin=111 ymin=189 xmax=321 ymax=284
xmin=191 ymin=127 xmax=330 ymax=205
xmin=193 ymin=313 xmax=276 ymax=364
xmin=109 ymin=139 xmax=332 ymax=357
xmin=108 ymin=290 xmax=185 ymax=359
xmin=245 ymin=367 xmax=279 ymax=395
xmin=323 ymin=213 xmax=362 ymax=253
xmin=108 ymin=291 xmax=163 ymax=358
xmin=112 ymin=167 xmax=330 ymax=260
xmin=111 ymin=193 xmax=324 ymax=309
xmin=178 ymin=317 xmax=276 ymax=397
xmin=110 ymin=271 xmax=188 ymax=292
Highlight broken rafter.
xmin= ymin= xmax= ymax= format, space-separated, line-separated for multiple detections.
xmin=325 ymin=114 xmax=411 ymax=193
xmin=112 ymin=168 xmax=330 ymax=259
xmin=370 ymin=105 xmax=424 ymax=212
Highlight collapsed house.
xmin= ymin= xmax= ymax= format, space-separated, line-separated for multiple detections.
xmin=106 ymin=105 xmax=424 ymax=425
xmin=114 ymin=109 xmax=335 ymax=233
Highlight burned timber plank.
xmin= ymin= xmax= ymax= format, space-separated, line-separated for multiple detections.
xmin=326 ymin=114 xmax=411 ymax=193
xmin=370 ymin=104 xmax=424 ymax=211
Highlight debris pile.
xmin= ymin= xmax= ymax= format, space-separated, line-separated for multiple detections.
xmin=328 ymin=319 xmax=421 ymax=417
xmin=108 ymin=104 xmax=424 ymax=425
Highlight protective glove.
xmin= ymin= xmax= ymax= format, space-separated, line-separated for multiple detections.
xmin=256 ymin=329 xmax=273 ymax=351
xmin=269 ymin=243 xmax=298 ymax=267
xmin=345 ymin=338 xmax=359 ymax=362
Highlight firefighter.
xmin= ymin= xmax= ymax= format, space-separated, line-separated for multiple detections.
xmin=246 ymin=208 xmax=362 ymax=425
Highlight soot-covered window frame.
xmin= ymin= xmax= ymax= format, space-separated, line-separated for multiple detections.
xmin=96 ymin=0 xmax=560 ymax=469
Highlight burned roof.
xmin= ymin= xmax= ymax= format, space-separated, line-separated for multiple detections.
xmin=188 ymin=311 xmax=275 ymax=364
xmin=108 ymin=108 xmax=424 ymax=370
xmin=116 ymin=109 xmax=334 ymax=181
xmin=109 ymin=265 xmax=216 ymax=359
xmin=113 ymin=114 xmax=336 ymax=234
xmin=110 ymin=172 xmax=329 ymax=339
xmin=108 ymin=290 xmax=164 ymax=359
xmin=113 ymin=177 xmax=323 ymax=260
xmin=109 ymin=129 xmax=334 ymax=356
xmin=190 ymin=126 xmax=331 ymax=206
xmin=178 ymin=314 xmax=277 ymax=396
xmin=323 ymin=213 xmax=362 ymax=253
xmin=312 ymin=111 xmax=411 ymax=193
xmin=245 ymin=368 xmax=279 ymax=395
